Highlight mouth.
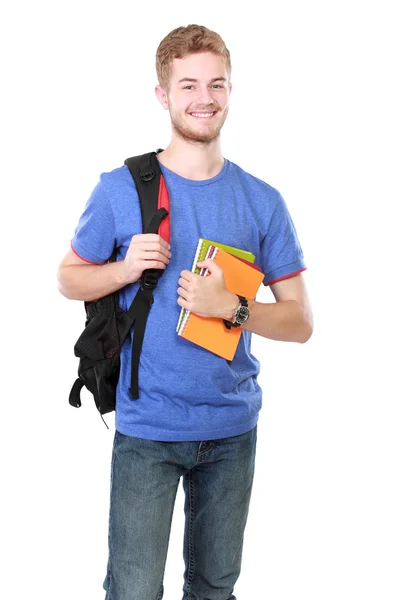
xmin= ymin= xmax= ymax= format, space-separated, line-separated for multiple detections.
xmin=189 ymin=111 xmax=217 ymax=120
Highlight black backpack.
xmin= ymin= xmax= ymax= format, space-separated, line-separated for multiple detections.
xmin=68 ymin=150 xmax=170 ymax=423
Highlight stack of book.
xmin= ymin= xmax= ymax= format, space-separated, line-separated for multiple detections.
xmin=176 ymin=238 xmax=264 ymax=360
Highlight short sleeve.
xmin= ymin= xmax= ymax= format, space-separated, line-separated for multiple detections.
xmin=71 ymin=180 xmax=116 ymax=264
xmin=260 ymin=193 xmax=307 ymax=286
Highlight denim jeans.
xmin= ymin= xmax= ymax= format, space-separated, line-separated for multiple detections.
xmin=103 ymin=424 xmax=258 ymax=600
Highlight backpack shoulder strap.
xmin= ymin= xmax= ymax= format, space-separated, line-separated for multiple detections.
xmin=122 ymin=150 xmax=170 ymax=399
xmin=124 ymin=149 xmax=169 ymax=238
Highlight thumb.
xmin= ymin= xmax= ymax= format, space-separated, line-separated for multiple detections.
xmin=197 ymin=258 xmax=214 ymax=268
xmin=197 ymin=258 xmax=222 ymax=274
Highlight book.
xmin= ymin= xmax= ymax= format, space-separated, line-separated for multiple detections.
xmin=191 ymin=238 xmax=256 ymax=274
xmin=177 ymin=238 xmax=257 ymax=332
xmin=177 ymin=245 xmax=265 ymax=360
xmin=199 ymin=245 xmax=262 ymax=276
xmin=179 ymin=242 xmax=260 ymax=328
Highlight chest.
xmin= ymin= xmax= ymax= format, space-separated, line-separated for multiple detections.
xmin=115 ymin=178 xmax=265 ymax=268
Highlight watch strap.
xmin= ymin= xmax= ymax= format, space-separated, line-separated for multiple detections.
xmin=223 ymin=295 xmax=248 ymax=330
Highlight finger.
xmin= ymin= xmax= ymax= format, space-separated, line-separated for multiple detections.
xmin=180 ymin=270 xmax=196 ymax=281
xmin=177 ymin=277 xmax=190 ymax=288
xmin=177 ymin=286 xmax=189 ymax=298
xmin=132 ymin=234 xmax=171 ymax=249
xmin=135 ymin=243 xmax=171 ymax=257
xmin=197 ymin=258 xmax=217 ymax=268
xmin=148 ymin=242 xmax=171 ymax=255
xmin=197 ymin=259 xmax=221 ymax=274
xmin=140 ymin=251 xmax=170 ymax=264
xmin=177 ymin=296 xmax=187 ymax=308
xmin=139 ymin=260 xmax=168 ymax=270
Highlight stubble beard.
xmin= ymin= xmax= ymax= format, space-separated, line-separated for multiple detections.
xmin=169 ymin=104 xmax=229 ymax=144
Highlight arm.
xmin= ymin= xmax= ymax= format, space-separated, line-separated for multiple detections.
xmin=57 ymin=235 xmax=171 ymax=301
xmin=240 ymin=274 xmax=313 ymax=343
xmin=57 ymin=247 xmax=128 ymax=301
xmin=177 ymin=261 xmax=313 ymax=344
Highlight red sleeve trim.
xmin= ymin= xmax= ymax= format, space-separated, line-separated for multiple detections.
xmin=70 ymin=241 xmax=101 ymax=264
xmin=158 ymin=174 xmax=170 ymax=243
xmin=265 ymin=267 xmax=307 ymax=286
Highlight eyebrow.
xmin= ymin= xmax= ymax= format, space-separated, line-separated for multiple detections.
xmin=177 ymin=77 xmax=227 ymax=84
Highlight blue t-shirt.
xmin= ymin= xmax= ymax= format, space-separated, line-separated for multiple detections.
xmin=72 ymin=158 xmax=306 ymax=441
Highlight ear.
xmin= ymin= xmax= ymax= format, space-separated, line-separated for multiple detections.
xmin=155 ymin=85 xmax=169 ymax=110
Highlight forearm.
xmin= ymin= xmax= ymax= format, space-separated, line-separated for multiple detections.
xmin=178 ymin=258 xmax=313 ymax=343
xmin=211 ymin=289 xmax=313 ymax=343
xmin=217 ymin=291 xmax=312 ymax=343
xmin=242 ymin=298 xmax=313 ymax=343
xmin=57 ymin=261 xmax=131 ymax=301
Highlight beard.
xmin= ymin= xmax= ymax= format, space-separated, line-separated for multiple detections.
xmin=168 ymin=103 xmax=229 ymax=144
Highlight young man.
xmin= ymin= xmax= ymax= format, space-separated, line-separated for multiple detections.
xmin=58 ymin=24 xmax=313 ymax=600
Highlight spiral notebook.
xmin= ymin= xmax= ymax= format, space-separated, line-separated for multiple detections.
xmin=177 ymin=238 xmax=258 ymax=332
xmin=177 ymin=245 xmax=264 ymax=360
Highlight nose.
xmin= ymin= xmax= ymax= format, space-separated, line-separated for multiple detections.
xmin=196 ymin=84 xmax=214 ymax=107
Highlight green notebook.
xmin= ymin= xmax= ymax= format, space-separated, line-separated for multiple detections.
xmin=176 ymin=238 xmax=256 ymax=333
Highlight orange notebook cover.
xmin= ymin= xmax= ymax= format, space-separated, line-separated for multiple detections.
xmin=177 ymin=246 xmax=265 ymax=360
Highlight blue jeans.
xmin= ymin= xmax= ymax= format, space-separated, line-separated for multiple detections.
xmin=103 ymin=425 xmax=258 ymax=600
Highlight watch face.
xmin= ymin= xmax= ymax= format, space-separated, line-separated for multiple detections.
xmin=235 ymin=306 xmax=250 ymax=325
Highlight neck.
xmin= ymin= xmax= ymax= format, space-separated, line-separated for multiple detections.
xmin=157 ymin=133 xmax=224 ymax=181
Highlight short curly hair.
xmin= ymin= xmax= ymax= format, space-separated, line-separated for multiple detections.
xmin=156 ymin=24 xmax=231 ymax=90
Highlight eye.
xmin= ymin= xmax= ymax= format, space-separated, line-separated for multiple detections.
xmin=212 ymin=84 xmax=224 ymax=89
xmin=183 ymin=85 xmax=195 ymax=90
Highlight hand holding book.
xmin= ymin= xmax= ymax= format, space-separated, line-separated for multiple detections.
xmin=177 ymin=256 xmax=238 ymax=319
xmin=177 ymin=242 xmax=264 ymax=360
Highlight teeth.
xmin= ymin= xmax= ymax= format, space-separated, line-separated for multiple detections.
xmin=191 ymin=112 xmax=214 ymax=118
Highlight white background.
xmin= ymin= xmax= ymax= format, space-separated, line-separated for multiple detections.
xmin=1 ymin=1 xmax=399 ymax=599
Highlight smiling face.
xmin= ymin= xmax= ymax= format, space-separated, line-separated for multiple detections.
xmin=157 ymin=52 xmax=232 ymax=144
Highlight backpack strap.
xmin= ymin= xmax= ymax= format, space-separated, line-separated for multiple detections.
xmin=123 ymin=150 xmax=170 ymax=399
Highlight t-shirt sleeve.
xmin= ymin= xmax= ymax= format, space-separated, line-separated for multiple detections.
xmin=71 ymin=179 xmax=116 ymax=264
xmin=260 ymin=192 xmax=307 ymax=286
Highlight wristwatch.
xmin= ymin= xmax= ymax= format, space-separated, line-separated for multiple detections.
xmin=223 ymin=295 xmax=250 ymax=330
